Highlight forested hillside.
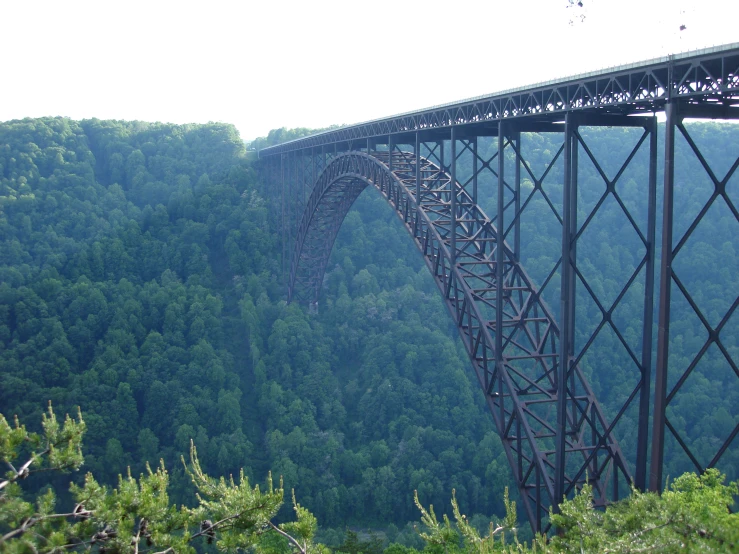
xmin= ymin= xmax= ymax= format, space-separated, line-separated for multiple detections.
xmin=1 ymin=117 xmax=737 ymax=545
xmin=0 ymin=118 xmax=507 ymax=541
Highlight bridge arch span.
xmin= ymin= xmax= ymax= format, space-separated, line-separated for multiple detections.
xmin=289 ymin=152 xmax=380 ymax=304
xmin=288 ymin=149 xmax=630 ymax=531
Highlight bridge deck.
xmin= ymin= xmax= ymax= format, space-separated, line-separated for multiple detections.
xmin=260 ymin=42 xmax=739 ymax=157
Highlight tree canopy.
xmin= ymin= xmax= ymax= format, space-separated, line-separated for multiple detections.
xmin=1 ymin=116 xmax=737 ymax=548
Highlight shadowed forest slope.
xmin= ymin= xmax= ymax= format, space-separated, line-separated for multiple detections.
xmin=1 ymin=117 xmax=737 ymax=537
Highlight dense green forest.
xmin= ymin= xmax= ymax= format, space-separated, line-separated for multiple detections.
xmin=1 ymin=117 xmax=737 ymax=551
xmin=0 ymin=118 xmax=507 ymax=543
xmin=3 ymin=405 xmax=737 ymax=553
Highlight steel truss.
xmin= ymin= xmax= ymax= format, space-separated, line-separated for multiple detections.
xmin=261 ymin=44 xmax=739 ymax=157
xmin=281 ymin=115 xmax=659 ymax=530
xmin=258 ymin=43 xmax=739 ymax=533
xmin=650 ymin=101 xmax=739 ymax=489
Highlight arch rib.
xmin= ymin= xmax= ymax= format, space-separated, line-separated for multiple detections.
xmin=289 ymin=150 xmax=631 ymax=532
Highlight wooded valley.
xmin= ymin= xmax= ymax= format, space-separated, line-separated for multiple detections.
xmin=1 ymin=116 xmax=737 ymax=552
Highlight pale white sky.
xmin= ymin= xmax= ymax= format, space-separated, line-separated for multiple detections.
xmin=1 ymin=0 xmax=736 ymax=141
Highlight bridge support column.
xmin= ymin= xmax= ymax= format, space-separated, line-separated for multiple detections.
xmin=556 ymin=112 xmax=579 ymax=509
xmin=415 ymin=133 xmax=421 ymax=229
xmin=389 ymin=135 xmax=394 ymax=171
xmin=280 ymin=153 xmax=286 ymax=281
xmin=650 ymin=101 xmax=678 ymax=492
xmin=635 ymin=117 xmax=658 ymax=492
xmin=298 ymin=151 xmax=302 ymax=217
xmin=442 ymin=138 xmax=446 ymax=172
xmin=472 ymin=136 xmax=478 ymax=206
xmin=496 ymin=123 xmax=507 ymax=448
xmin=512 ymin=131 xmax=521 ymax=262
xmin=496 ymin=124 xmax=506 ymax=361
xmin=451 ymin=127 xmax=457 ymax=268
xmin=293 ymin=152 xmax=298 ymax=279
xmin=311 ymin=147 xmax=316 ymax=189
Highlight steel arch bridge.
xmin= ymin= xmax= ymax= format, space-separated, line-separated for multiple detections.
xmin=258 ymin=43 xmax=739 ymax=532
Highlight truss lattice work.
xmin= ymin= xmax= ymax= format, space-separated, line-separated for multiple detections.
xmin=259 ymin=43 xmax=739 ymax=532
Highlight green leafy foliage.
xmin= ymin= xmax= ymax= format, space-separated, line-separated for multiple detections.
xmin=186 ymin=440 xmax=284 ymax=552
xmin=0 ymin=406 xmax=323 ymax=554
xmin=549 ymin=469 xmax=739 ymax=553
xmin=408 ymin=472 xmax=738 ymax=553
xmin=1 ymin=116 xmax=738 ymax=541
xmin=0 ymin=117 xmax=513 ymax=531
xmin=0 ymin=402 xmax=84 ymax=490
xmin=1 ymin=403 xmax=86 ymax=550
xmin=269 ymin=491 xmax=330 ymax=554
xmin=413 ymin=487 xmax=519 ymax=554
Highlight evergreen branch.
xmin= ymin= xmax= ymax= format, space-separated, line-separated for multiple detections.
xmin=189 ymin=513 xmax=240 ymax=539
xmin=1 ymin=510 xmax=87 ymax=543
xmin=132 ymin=518 xmax=146 ymax=554
xmin=0 ymin=451 xmax=44 ymax=491
xmin=188 ymin=501 xmax=271 ymax=539
xmin=268 ymin=520 xmax=306 ymax=554
xmin=63 ymin=538 xmax=96 ymax=550
xmin=629 ymin=518 xmax=674 ymax=539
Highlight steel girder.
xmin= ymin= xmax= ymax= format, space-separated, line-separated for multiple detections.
xmin=259 ymin=44 xmax=739 ymax=157
xmin=286 ymin=149 xmax=632 ymax=532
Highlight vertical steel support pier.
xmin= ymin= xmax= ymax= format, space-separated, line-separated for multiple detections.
xmin=651 ymin=99 xmax=677 ymax=492
xmin=636 ymin=117 xmax=658 ymax=492
xmin=496 ymin=122 xmax=506 ymax=434
xmin=556 ymin=113 xmax=577 ymax=508
xmin=450 ymin=128 xmax=457 ymax=268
